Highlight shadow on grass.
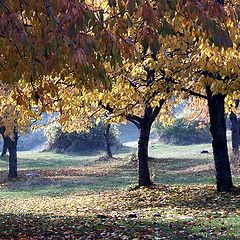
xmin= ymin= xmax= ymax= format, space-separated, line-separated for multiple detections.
xmin=0 ymin=185 xmax=240 ymax=239
xmin=0 ymin=160 xmax=138 ymax=197
xmin=150 ymin=157 xmax=212 ymax=170
xmin=0 ymin=150 xmax=238 ymax=197
xmin=0 ymin=157 xmax=217 ymax=197
xmin=1 ymin=212 xmax=237 ymax=240
xmin=148 ymin=157 xmax=215 ymax=185
xmin=41 ymin=145 xmax=136 ymax=158
xmin=126 ymin=185 xmax=240 ymax=213
xmin=13 ymin=146 xmax=135 ymax=170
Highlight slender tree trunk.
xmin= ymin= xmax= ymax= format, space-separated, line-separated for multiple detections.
xmin=230 ymin=111 xmax=239 ymax=154
xmin=238 ymin=119 xmax=240 ymax=145
xmin=1 ymin=136 xmax=8 ymax=157
xmin=104 ymin=124 xmax=113 ymax=158
xmin=0 ymin=127 xmax=7 ymax=156
xmin=6 ymin=129 xmax=18 ymax=178
xmin=206 ymin=86 xmax=233 ymax=192
xmin=138 ymin=121 xmax=152 ymax=186
xmin=8 ymin=140 xmax=18 ymax=178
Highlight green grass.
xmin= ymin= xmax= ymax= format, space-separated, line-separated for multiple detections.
xmin=0 ymin=142 xmax=240 ymax=239
xmin=1 ymin=142 xmax=239 ymax=197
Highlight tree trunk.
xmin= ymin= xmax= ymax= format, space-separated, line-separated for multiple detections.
xmin=104 ymin=124 xmax=113 ymax=158
xmin=230 ymin=111 xmax=239 ymax=154
xmin=138 ymin=121 xmax=152 ymax=186
xmin=206 ymin=86 xmax=233 ymax=192
xmin=1 ymin=136 xmax=8 ymax=157
xmin=6 ymin=130 xmax=18 ymax=178
xmin=8 ymin=140 xmax=18 ymax=178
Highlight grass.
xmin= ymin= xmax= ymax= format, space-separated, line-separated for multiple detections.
xmin=0 ymin=142 xmax=240 ymax=239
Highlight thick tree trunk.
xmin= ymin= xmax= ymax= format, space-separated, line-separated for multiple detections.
xmin=104 ymin=124 xmax=113 ymax=158
xmin=206 ymin=86 xmax=233 ymax=192
xmin=138 ymin=122 xmax=152 ymax=186
xmin=230 ymin=111 xmax=239 ymax=154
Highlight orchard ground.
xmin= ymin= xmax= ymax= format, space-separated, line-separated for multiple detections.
xmin=0 ymin=142 xmax=240 ymax=239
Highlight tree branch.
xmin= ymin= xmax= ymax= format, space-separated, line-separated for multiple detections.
xmin=149 ymin=99 xmax=165 ymax=124
xmin=181 ymin=88 xmax=207 ymax=99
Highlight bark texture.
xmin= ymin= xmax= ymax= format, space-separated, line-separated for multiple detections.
xmin=230 ymin=111 xmax=239 ymax=154
xmin=0 ymin=126 xmax=18 ymax=178
xmin=138 ymin=122 xmax=152 ymax=186
xmin=206 ymin=86 xmax=233 ymax=192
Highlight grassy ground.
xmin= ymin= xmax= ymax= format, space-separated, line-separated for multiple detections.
xmin=0 ymin=142 xmax=240 ymax=239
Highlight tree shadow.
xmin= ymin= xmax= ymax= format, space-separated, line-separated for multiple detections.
xmin=1 ymin=212 xmax=236 ymax=240
xmin=0 ymin=158 xmax=138 ymax=197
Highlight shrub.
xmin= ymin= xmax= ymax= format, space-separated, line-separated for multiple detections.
xmin=153 ymin=118 xmax=212 ymax=145
xmin=44 ymin=122 xmax=120 ymax=153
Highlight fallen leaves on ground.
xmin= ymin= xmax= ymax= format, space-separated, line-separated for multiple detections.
xmin=0 ymin=184 xmax=240 ymax=239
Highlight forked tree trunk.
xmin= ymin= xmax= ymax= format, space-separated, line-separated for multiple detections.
xmin=206 ymin=86 xmax=233 ymax=192
xmin=138 ymin=121 xmax=152 ymax=186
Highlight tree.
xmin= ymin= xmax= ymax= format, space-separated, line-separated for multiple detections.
xmin=0 ymin=126 xmax=18 ymax=178
xmin=0 ymin=0 xmax=234 ymax=86
xmin=176 ymin=0 xmax=239 ymax=192
xmin=44 ymin=120 xmax=120 ymax=154
xmin=0 ymin=83 xmax=39 ymax=178
xmin=104 ymin=124 xmax=113 ymax=158
xmin=229 ymin=100 xmax=240 ymax=159
xmin=50 ymin=61 xmax=170 ymax=186
xmin=131 ymin=0 xmax=239 ymax=191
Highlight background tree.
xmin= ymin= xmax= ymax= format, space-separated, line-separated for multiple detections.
xmin=44 ymin=121 xmax=120 ymax=155
xmin=0 ymin=128 xmax=8 ymax=157
xmin=0 ymin=83 xmax=39 ymax=178
xmin=229 ymin=100 xmax=240 ymax=162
